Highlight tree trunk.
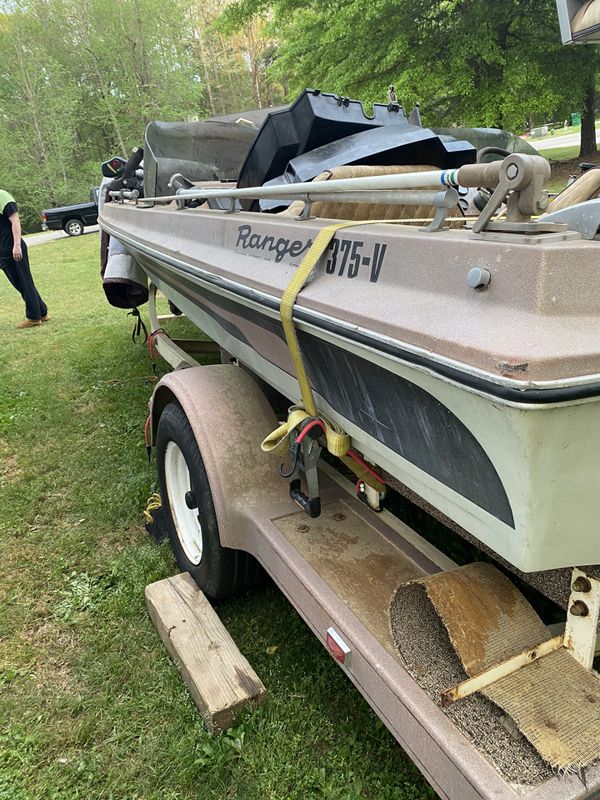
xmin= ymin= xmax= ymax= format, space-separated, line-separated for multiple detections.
xmin=579 ymin=83 xmax=597 ymax=157
xmin=246 ymin=24 xmax=262 ymax=109
xmin=195 ymin=25 xmax=216 ymax=115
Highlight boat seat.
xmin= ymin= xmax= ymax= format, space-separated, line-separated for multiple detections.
xmin=545 ymin=167 xmax=600 ymax=214
xmin=277 ymin=164 xmax=464 ymax=222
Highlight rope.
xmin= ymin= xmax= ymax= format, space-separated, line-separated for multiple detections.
xmin=148 ymin=328 xmax=164 ymax=359
xmin=128 ymin=308 xmax=148 ymax=344
xmin=143 ymin=492 xmax=162 ymax=524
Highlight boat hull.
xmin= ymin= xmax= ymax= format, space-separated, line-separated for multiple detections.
xmin=101 ymin=204 xmax=600 ymax=572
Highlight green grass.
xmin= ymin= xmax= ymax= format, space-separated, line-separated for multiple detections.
xmin=538 ymin=145 xmax=579 ymax=161
xmin=0 ymin=234 xmax=435 ymax=800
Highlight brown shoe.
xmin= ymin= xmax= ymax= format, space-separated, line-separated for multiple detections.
xmin=16 ymin=319 xmax=43 ymax=329
xmin=41 ymin=314 xmax=50 ymax=322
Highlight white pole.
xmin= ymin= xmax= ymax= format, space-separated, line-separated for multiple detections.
xmin=143 ymin=169 xmax=462 ymax=205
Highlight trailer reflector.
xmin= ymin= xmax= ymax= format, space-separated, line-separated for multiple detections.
xmin=326 ymin=627 xmax=352 ymax=667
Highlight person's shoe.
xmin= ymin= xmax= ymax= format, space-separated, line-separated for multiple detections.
xmin=41 ymin=314 xmax=50 ymax=322
xmin=16 ymin=319 xmax=43 ymax=329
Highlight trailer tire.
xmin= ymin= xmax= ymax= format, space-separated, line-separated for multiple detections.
xmin=156 ymin=401 xmax=262 ymax=599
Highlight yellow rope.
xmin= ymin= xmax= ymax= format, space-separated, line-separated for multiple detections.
xmin=143 ymin=492 xmax=162 ymax=524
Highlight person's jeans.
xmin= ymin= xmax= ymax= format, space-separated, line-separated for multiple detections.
xmin=0 ymin=241 xmax=47 ymax=321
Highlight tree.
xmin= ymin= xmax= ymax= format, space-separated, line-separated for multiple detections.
xmin=0 ymin=0 xmax=284 ymax=231
xmin=220 ymin=0 xmax=600 ymax=154
xmin=0 ymin=7 xmax=83 ymax=227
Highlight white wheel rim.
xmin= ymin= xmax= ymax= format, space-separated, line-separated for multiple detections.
xmin=68 ymin=222 xmax=81 ymax=234
xmin=164 ymin=441 xmax=203 ymax=565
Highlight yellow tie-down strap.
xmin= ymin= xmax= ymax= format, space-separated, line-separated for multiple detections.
xmin=261 ymin=220 xmax=390 ymax=494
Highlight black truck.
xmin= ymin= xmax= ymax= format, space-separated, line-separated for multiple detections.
xmin=41 ymin=187 xmax=99 ymax=236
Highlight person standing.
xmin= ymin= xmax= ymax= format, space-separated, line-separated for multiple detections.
xmin=0 ymin=189 xmax=48 ymax=328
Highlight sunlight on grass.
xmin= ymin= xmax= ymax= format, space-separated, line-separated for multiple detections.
xmin=0 ymin=234 xmax=435 ymax=800
xmin=540 ymin=145 xmax=579 ymax=161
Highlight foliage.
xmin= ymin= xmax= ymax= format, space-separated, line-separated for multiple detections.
xmin=220 ymin=0 xmax=600 ymax=137
xmin=0 ymin=0 xmax=283 ymax=233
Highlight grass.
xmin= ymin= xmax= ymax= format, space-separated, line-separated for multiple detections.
xmin=538 ymin=145 xmax=579 ymax=161
xmin=0 ymin=233 xmax=435 ymax=800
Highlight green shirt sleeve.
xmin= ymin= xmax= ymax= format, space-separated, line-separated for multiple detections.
xmin=0 ymin=190 xmax=16 ymax=215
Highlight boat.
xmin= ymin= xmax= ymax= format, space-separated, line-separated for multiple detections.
xmin=96 ymin=12 xmax=600 ymax=789
xmin=98 ymin=86 xmax=600 ymax=577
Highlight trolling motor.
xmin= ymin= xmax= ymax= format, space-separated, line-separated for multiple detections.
xmin=279 ymin=417 xmax=325 ymax=518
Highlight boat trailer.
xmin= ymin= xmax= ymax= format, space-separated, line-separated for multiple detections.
xmin=142 ymin=321 xmax=600 ymax=800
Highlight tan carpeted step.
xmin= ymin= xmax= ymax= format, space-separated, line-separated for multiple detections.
xmin=389 ymin=563 xmax=600 ymax=772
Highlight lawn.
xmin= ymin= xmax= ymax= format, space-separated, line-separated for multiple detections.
xmin=0 ymin=234 xmax=435 ymax=800
xmin=539 ymin=145 xmax=579 ymax=161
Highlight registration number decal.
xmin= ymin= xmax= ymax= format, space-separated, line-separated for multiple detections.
xmin=325 ymin=239 xmax=387 ymax=283
xmin=236 ymin=224 xmax=387 ymax=283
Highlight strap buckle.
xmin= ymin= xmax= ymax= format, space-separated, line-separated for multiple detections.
xmin=281 ymin=417 xmax=325 ymax=519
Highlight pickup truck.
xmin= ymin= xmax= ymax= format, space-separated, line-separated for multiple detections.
xmin=41 ymin=187 xmax=99 ymax=236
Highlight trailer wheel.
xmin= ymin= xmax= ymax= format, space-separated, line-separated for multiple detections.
xmin=156 ymin=401 xmax=262 ymax=599
xmin=64 ymin=218 xmax=84 ymax=237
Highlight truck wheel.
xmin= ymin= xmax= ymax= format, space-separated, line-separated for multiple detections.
xmin=156 ymin=401 xmax=262 ymax=599
xmin=64 ymin=218 xmax=84 ymax=236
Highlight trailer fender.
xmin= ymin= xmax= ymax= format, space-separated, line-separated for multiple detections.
xmin=149 ymin=364 xmax=286 ymax=550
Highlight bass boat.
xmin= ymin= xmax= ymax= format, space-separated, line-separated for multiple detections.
xmin=99 ymin=89 xmax=600 ymax=576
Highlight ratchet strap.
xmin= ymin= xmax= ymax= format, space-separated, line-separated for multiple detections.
xmin=262 ymin=220 xmax=388 ymax=493
xmin=261 ymin=407 xmax=349 ymax=458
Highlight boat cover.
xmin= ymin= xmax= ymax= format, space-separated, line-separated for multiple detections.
xmin=102 ymin=233 xmax=148 ymax=309
xmin=236 ymin=89 xmax=412 ymax=208
xmin=433 ymin=127 xmax=538 ymax=156
xmin=144 ymin=120 xmax=259 ymax=199
xmin=260 ymin=125 xmax=476 ymax=211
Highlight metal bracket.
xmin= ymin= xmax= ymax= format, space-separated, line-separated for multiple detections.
xmin=360 ymin=482 xmax=383 ymax=511
xmin=471 ymin=154 xmax=550 ymax=234
xmin=564 ymin=568 xmax=600 ymax=669
xmin=296 ymin=195 xmax=314 ymax=221
xmin=421 ymin=205 xmax=451 ymax=233
xmin=148 ymin=284 xmax=193 ymax=368
xmin=286 ymin=425 xmax=322 ymax=518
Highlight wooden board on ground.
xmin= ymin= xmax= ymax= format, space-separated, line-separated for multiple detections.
xmin=145 ymin=572 xmax=266 ymax=732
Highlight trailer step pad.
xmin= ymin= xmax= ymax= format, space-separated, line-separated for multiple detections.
xmin=145 ymin=573 xmax=266 ymax=732
xmin=390 ymin=563 xmax=600 ymax=772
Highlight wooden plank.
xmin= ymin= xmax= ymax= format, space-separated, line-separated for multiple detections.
xmin=440 ymin=634 xmax=564 ymax=707
xmin=156 ymin=313 xmax=183 ymax=322
xmin=145 ymin=573 xmax=266 ymax=732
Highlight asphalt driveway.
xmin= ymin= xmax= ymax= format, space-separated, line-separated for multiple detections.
xmin=24 ymin=225 xmax=99 ymax=247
